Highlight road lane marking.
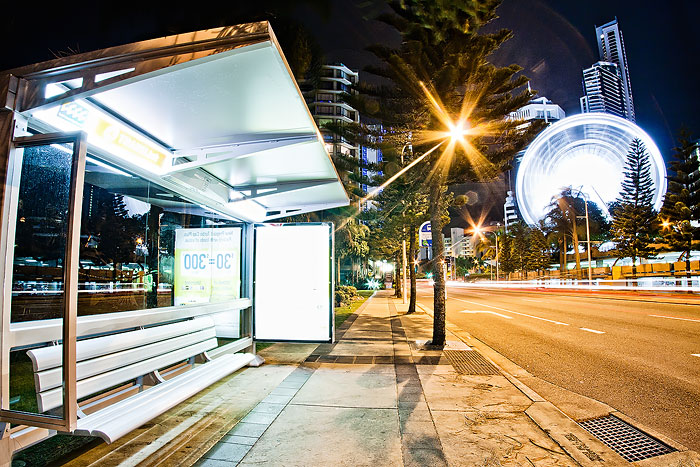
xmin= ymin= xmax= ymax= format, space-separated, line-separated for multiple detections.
xmin=580 ymin=328 xmax=605 ymax=334
xmin=458 ymin=310 xmax=514 ymax=319
xmin=649 ymin=314 xmax=700 ymax=323
xmin=693 ymin=354 xmax=700 ymax=358
xmin=452 ymin=298 xmax=569 ymax=326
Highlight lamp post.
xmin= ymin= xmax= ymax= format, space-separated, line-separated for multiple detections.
xmin=495 ymin=223 xmax=500 ymax=281
xmin=574 ymin=188 xmax=594 ymax=283
xmin=584 ymin=199 xmax=592 ymax=282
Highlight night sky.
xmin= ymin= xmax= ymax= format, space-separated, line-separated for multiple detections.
xmin=1 ymin=0 xmax=697 ymax=157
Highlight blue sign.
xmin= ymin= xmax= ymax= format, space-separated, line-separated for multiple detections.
xmin=419 ymin=221 xmax=432 ymax=247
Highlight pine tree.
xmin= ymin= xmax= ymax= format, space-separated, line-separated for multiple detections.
xmin=526 ymin=226 xmax=550 ymax=274
xmin=659 ymin=130 xmax=700 ymax=276
xmin=497 ymin=232 xmax=515 ymax=279
xmin=509 ymin=222 xmax=530 ymax=276
xmin=610 ymin=138 xmax=658 ymax=275
xmin=358 ymin=0 xmax=541 ymax=345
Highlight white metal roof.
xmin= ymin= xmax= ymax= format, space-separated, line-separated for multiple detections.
xmin=5 ymin=22 xmax=348 ymax=222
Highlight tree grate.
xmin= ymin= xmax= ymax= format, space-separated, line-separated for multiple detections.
xmin=579 ymin=415 xmax=676 ymax=462
xmin=443 ymin=350 xmax=500 ymax=375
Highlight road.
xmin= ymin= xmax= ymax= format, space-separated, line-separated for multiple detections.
xmin=415 ymin=281 xmax=700 ymax=451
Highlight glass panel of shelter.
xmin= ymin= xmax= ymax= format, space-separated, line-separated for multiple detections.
xmin=6 ymin=138 xmax=80 ymax=428
xmin=6 ymin=146 xmax=250 ymax=425
xmin=77 ymin=159 xmax=244 ymax=317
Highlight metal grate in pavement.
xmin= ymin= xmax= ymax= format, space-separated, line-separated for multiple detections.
xmin=579 ymin=415 xmax=675 ymax=462
xmin=443 ymin=350 xmax=500 ymax=375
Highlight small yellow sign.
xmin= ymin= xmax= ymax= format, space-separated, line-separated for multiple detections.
xmin=95 ymin=119 xmax=168 ymax=168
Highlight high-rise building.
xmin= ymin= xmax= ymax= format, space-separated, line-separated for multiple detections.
xmin=579 ymin=61 xmax=627 ymax=118
xmin=303 ymin=64 xmax=381 ymax=210
xmin=504 ymin=191 xmax=519 ymax=231
xmin=596 ymin=18 xmax=635 ymax=122
xmin=507 ymin=95 xmax=565 ymax=227
xmin=580 ymin=19 xmax=635 ymax=122
xmin=508 ymin=96 xmax=565 ymax=125
xmin=305 ymin=63 xmax=360 ymax=161
xmin=442 ymin=227 xmax=474 ymax=258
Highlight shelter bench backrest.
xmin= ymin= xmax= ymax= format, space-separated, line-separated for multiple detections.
xmin=27 ymin=316 xmax=217 ymax=413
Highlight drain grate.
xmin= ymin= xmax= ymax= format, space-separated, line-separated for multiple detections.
xmin=443 ymin=350 xmax=500 ymax=375
xmin=579 ymin=415 xmax=675 ymax=462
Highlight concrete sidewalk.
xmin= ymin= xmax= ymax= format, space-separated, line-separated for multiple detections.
xmin=193 ymin=291 xmax=636 ymax=467
xmin=64 ymin=290 xmax=697 ymax=466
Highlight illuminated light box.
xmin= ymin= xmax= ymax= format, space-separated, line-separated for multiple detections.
xmin=31 ymin=100 xmax=171 ymax=173
xmin=254 ymin=224 xmax=333 ymax=342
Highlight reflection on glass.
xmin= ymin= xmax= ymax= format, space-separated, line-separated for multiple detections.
xmin=11 ymin=144 xmax=72 ymax=322
xmin=76 ymin=157 xmax=243 ymax=317
xmin=10 ymin=142 xmax=74 ymax=414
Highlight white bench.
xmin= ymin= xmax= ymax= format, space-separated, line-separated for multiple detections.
xmin=26 ymin=316 xmax=256 ymax=443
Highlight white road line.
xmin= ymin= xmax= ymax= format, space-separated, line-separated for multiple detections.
xmin=649 ymin=314 xmax=700 ymax=323
xmin=693 ymin=354 xmax=700 ymax=358
xmin=452 ymin=298 xmax=569 ymax=326
xmin=458 ymin=310 xmax=514 ymax=319
xmin=580 ymin=327 xmax=605 ymax=334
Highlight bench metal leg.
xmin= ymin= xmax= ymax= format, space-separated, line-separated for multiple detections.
xmin=142 ymin=371 xmax=166 ymax=386
xmin=195 ymin=352 xmax=212 ymax=364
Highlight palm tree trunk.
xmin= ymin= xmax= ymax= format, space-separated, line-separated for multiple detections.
xmin=560 ymin=236 xmax=566 ymax=273
xmin=394 ymin=255 xmax=402 ymax=298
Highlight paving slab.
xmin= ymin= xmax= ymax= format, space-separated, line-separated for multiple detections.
xmin=328 ymin=342 xmax=396 ymax=356
xmin=420 ymin=373 xmax=532 ymax=412
xmin=310 ymin=362 xmax=396 ymax=373
xmin=431 ymin=409 xmax=578 ymax=466
xmin=238 ymin=405 xmax=403 ymax=467
xmin=63 ymin=364 xmax=295 ymax=467
xmin=291 ymin=366 xmax=397 ymax=408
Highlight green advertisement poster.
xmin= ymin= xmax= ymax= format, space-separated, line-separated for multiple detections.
xmin=174 ymin=227 xmax=241 ymax=306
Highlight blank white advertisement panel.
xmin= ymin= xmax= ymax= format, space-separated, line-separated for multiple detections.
xmin=254 ymin=224 xmax=333 ymax=342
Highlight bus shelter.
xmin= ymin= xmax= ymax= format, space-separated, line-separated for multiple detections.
xmin=0 ymin=22 xmax=347 ymax=462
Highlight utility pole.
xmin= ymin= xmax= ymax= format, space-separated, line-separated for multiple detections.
xmin=584 ymin=198 xmax=592 ymax=282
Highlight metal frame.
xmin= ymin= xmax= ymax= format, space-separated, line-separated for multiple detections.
xmin=0 ymin=131 xmax=86 ymax=431
xmin=241 ymin=224 xmax=255 ymax=352
xmin=167 ymin=135 xmax=317 ymax=174
xmin=252 ymin=222 xmax=334 ymax=344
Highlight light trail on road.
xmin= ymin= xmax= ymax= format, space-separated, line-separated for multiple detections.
xmin=580 ymin=327 xmax=605 ymax=334
xmin=649 ymin=314 xmax=700 ymax=323
xmin=458 ymin=309 xmax=513 ymax=319
xmin=452 ymin=297 xmax=569 ymax=326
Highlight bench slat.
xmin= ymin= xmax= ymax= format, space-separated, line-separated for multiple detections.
xmin=34 ymin=328 xmax=216 ymax=392
xmin=38 ymin=338 xmax=218 ymax=412
xmin=74 ymin=353 xmax=255 ymax=443
xmin=27 ymin=317 xmax=215 ymax=372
